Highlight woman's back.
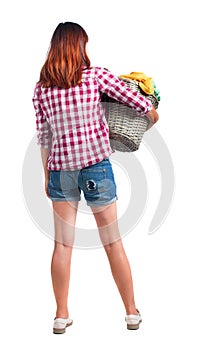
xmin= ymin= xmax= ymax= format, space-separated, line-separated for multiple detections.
xmin=33 ymin=66 xmax=152 ymax=170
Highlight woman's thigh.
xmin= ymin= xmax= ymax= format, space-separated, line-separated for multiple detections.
xmin=52 ymin=201 xmax=78 ymax=246
xmin=91 ymin=202 xmax=121 ymax=246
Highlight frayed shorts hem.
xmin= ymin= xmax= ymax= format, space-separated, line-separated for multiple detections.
xmin=50 ymin=197 xmax=80 ymax=202
xmin=50 ymin=196 xmax=118 ymax=207
xmin=86 ymin=196 xmax=118 ymax=207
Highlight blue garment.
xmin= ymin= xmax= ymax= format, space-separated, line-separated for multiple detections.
xmin=153 ymin=82 xmax=161 ymax=101
xmin=48 ymin=158 xmax=117 ymax=206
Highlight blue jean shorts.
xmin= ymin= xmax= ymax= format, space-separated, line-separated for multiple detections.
xmin=48 ymin=158 xmax=117 ymax=207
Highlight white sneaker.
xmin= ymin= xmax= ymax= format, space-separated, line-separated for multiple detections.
xmin=53 ymin=317 xmax=73 ymax=334
xmin=125 ymin=311 xmax=142 ymax=330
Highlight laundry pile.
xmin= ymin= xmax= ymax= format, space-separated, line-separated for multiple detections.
xmin=119 ymin=71 xmax=161 ymax=102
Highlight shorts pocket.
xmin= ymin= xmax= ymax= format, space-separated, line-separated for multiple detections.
xmin=80 ymin=162 xmax=117 ymax=204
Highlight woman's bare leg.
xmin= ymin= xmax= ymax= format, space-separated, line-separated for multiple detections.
xmin=91 ymin=202 xmax=138 ymax=315
xmin=51 ymin=201 xmax=77 ymax=319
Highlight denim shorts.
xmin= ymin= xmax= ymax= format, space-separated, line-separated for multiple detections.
xmin=48 ymin=158 xmax=117 ymax=206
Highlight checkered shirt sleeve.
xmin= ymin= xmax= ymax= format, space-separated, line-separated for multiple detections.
xmin=32 ymin=85 xmax=52 ymax=149
xmin=94 ymin=67 xmax=152 ymax=114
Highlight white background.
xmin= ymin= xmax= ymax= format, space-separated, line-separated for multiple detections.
xmin=0 ymin=0 xmax=197 ymax=348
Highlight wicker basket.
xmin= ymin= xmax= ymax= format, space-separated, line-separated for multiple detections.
xmin=103 ymin=78 xmax=159 ymax=152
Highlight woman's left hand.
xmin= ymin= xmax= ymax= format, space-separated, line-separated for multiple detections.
xmin=146 ymin=106 xmax=159 ymax=130
xmin=44 ymin=171 xmax=50 ymax=198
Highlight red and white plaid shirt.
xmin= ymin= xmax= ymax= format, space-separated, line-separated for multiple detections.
xmin=33 ymin=67 xmax=152 ymax=170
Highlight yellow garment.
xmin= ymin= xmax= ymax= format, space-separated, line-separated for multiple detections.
xmin=119 ymin=72 xmax=154 ymax=95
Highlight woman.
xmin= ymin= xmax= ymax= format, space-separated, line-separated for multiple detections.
xmin=32 ymin=22 xmax=159 ymax=334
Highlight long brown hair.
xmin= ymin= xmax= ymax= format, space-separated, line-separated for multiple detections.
xmin=39 ymin=22 xmax=91 ymax=88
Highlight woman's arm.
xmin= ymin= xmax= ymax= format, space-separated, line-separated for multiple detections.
xmin=33 ymin=85 xmax=52 ymax=196
xmin=41 ymin=147 xmax=50 ymax=178
xmin=96 ymin=67 xmax=152 ymax=115
xmin=41 ymin=147 xmax=50 ymax=197
xmin=33 ymin=84 xmax=52 ymax=149
xmin=96 ymin=67 xmax=159 ymax=129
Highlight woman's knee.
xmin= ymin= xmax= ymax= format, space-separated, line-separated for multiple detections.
xmin=103 ymin=238 xmax=124 ymax=256
xmin=53 ymin=241 xmax=73 ymax=255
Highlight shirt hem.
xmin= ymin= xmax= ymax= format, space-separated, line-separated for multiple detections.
xmin=47 ymin=150 xmax=113 ymax=171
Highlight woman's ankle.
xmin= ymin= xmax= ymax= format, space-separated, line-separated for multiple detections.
xmin=126 ymin=307 xmax=139 ymax=315
xmin=56 ymin=309 xmax=69 ymax=319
